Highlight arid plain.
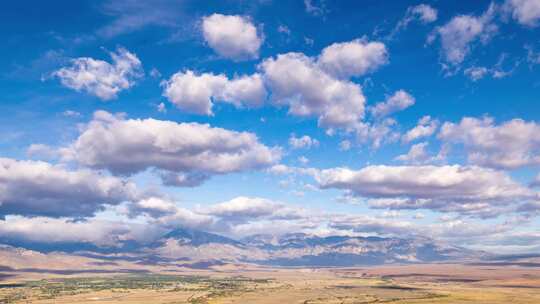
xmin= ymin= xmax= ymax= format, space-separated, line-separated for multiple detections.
xmin=1 ymin=264 xmax=540 ymax=304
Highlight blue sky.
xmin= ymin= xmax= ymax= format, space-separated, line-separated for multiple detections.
xmin=0 ymin=0 xmax=540 ymax=253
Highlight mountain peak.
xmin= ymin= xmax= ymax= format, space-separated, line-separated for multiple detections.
xmin=163 ymin=227 xmax=243 ymax=247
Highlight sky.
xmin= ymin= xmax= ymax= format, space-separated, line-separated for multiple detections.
xmin=1 ymin=0 xmax=540 ymax=254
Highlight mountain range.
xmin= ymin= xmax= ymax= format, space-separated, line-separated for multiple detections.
xmin=0 ymin=227 xmax=487 ymax=268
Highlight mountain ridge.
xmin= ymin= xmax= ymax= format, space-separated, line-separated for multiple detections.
xmin=0 ymin=227 xmax=487 ymax=267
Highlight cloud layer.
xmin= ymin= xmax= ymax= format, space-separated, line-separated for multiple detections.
xmin=315 ymin=164 xmax=536 ymax=216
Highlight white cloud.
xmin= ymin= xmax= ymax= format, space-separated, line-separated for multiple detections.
xmin=409 ymin=4 xmax=438 ymax=23
xmin=203 ymin=196 xmax=283 ymax=219
xmin=413 ymin=212 xmax=425 ymax=219
xmin=298 ymin=156 xmax=310 ymax=165
xmin=329 ymin=214 xmax=416 ymax=236
xmin=128 ymin=197 xmax=178 ymax=218
xmin=504 ymin=0 xmax=540 ymax=27
xmin=157 ymin=208 xmax=216 ymax=230
xmin=428 ymin=4 xmax=497 ymax=66
xmin=53 ymin=47 xmax=143 ymax=100
xmin=62 ymin=111 xmax=280 ymax=185
xmin=395 ymin=142 xmax=431 ymax=164
xmin=402 ymin=115 xmax=439 ymax=143
xmin=202 ymin=14 xmax=262 ymax=61
xmin=439 ymin=117 xmax=540 ymax=169
xmin=62 ymin=110 xmax=81 ymax=117
xmin=161 ymin=70 xmax=266 ymax=115
xmin=315 ymin=164 xmax=536 ymax=217
xmin=370 ymin=90 xmax=415 ymax=118
xmin=304 ymin=0 xmax=327 ymax=17
xmin=526 ymin=45 xmax=540 ymax=65
xmin=159 ymin=172 xmax=209 ymax=187
xmin=27 ymin=144 xmax=60 ymax=160
xmin=289 ymin=134 xmax=319 ymax=149
xmin=355 ymin=119 xmax=400 ymax=149
xmin=258 ymin=38 xmax=388 ymax=130
xmin=531 ymin=173 xmax=540 ymax=187
xmin=97 ymin=0 xmax=184 ymax=38
xmin=464 ymin=59 xmax=514 ymax=81
xmin=339 ymin=140 xmax=352 ymax=151
xmin=261 ymin=52 xmax=365 ymax=129
xmin=277 ymin=25 xmax=291 ymax=35
xmin=394 ymin=4 xmax=438 ymax=34
xmin=316 ymin=164 xmax=531 ymax=200
xmin=149 ymin=68 xmax=161 ymax=78
xmin=0 ymin=157 xmax=138 ymax=218
xmin=188 ymin=197 xmax=309 ymax=236
xmin=464 ymin=66 xmax=489 ymax=81
xmin=156 ymin=102 xmax=166 ymax=113
xmin=318 ymin=39 xmax=388 ymax=78
xmin=0 ymin=216 xmax=161 ymax=247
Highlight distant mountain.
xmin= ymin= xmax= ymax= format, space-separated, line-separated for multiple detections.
xmin=0 ymin=228 xmax=486 ymax=268
xmin=160 ymin=227 xmax=244 ymax=247
xmin=242 ymin=233 xmax=483 ymax=266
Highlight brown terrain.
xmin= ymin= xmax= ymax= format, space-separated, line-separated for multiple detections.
xmin=1 ymin=248 xmax=539 ymax=304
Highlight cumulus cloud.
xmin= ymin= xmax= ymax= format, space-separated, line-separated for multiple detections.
xmin=318 ymin=39 xmax=388 ymax=78
xmin=157 ymin=208 xmax=216 ymax=230
xmin=439 ymin=117 xmax=540 ymax=169
xmin=289 ymin=134 xmax=319 ymax=149
xmin=0 ymin=157 xmax=138 ymax=218
xmin=261 ymin=52 xmax=365 ymax=129
xmin=62 ymin=111 xmax=280 ymax=185
xmin=395 ymin=142 xmax=431 ymax=164
xmin=204 ymin=197 xmax=284 ymax=220
xmin=428 ymin=3 xmax=497 ymax=66
xmin=314 ymin=164 xmax=536 ymax=217
xmin=370 ymin=90 xmax=415 ymax=118
xmin=257 ymin=38 xmax=388 ymax=130
xmin=504 ymin=0 xmax=540 ymax=27
xmin=402 ymin=115 xmax=439 ymax=143
xmin=128 ymin=197 xmax=179 ymax=218
xmin=161 ymin=70 xmax=266 ymax=115
xmin=202 ymin=14 xmax=262 ymax=61
xmin=53 ymin=47 xmax=143 ymax=100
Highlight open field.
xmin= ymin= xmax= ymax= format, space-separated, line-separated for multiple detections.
xmin=1 ymin=264 xmax=539 ymax=303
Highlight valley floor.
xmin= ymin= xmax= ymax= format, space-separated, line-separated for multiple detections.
xmin=1 ymin=264 xmax=540 ymax=303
